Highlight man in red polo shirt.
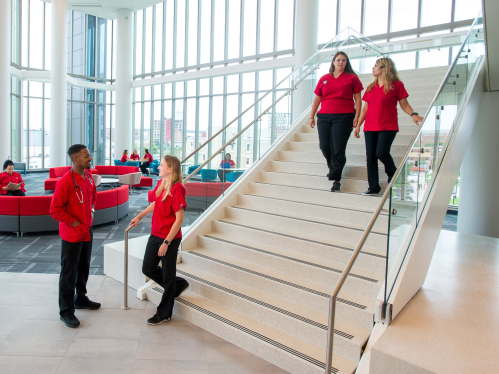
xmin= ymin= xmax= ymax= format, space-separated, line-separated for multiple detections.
xmin=50 ymin=144 xmax=101 ymax=328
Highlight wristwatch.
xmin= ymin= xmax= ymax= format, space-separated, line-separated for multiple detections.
xmin=163 ymin=239 xmax=170 ymax=246
xmin=410 ymin=112 xmax=419 ymax=117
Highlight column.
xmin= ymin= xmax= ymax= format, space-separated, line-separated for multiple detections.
xmin=50 ymin=0 xmax=68 ymax=167
xmin=0 ymin=0 xmax=11 ymax=162
xmin=114 ymin=9 xmax=133 ymax=157
xmin=458 ymin=92 xmax=499 ymax=238
xmin=292 ymin=0 xmax=319 ymax=121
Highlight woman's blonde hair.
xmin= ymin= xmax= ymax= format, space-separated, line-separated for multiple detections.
xmin=366 ymin=57 xmax=400 ymax=94
xmin=155 ymin=155 xmax=183 ymax=202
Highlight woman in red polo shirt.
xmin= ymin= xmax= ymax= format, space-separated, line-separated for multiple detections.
xmin=0 ymin=160 xmax=26 ymax=196
xmin=140 ymin=148 xmax=154 ymax=174
xmin=130 ymin=149 xmax=140 ymax=161
xmin=354 ymin=57 xmax=424 ymax=195
xmin=130 ymin=155 xmax=189 ymax=325
xmin=120 ymin=150 xmax=130 ymax=163
xmin=309 ymin=51 xmax=363 ymax=192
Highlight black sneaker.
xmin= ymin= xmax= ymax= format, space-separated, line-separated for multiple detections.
xmin=387 ymin=175 xmax=393 ymax=184
xmin=147 ymin=314 xmax=171 ymax=325
xmin=175 ymin=281 xmax=190 ymax=298
xmin=362 ymin=189 xmax=380 ymax=196
xmin=60 ymin=314 xmax=80 ymax=328
xmin=75 ymin=298 xmax=101 ymax=310
xmin=330 ymin=181 xmax=341 ymax=192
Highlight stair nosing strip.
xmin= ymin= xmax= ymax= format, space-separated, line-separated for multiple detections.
xmin=217 ymin=219 xmax=386 ymax=260
xmin=185 ymin=251 xmax=369 ymax=310
xmin=176 ymin=269 xmax=356 ymax=340
xmin=255 ymin=181 xmax=382 ymax=198
xmin=203 ymin=234 xmax=379 ymax=283
xmin=165 ymin=292 xmax=340 ymax=373
xmin=262 ymin=170 xmax=368 ymax=183
xmin=230 ymin=206 xmax=387 ymax=236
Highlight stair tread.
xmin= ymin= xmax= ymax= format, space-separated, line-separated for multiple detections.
xmin=184 ymin=246 xmax=377 ymax=312
xmin=247 ymin=182 xmax=385 ymax=214
xmin=166 ymin=290 xmax=358 ymax=374
xmin=233 ymin=199 xmax=388 ymax=234
xmin=201 ymin=231 xmax=385 ymax=281
xmin=217 ymin=217 xmax=386 ymax=258
xmin=176 ymin=262 xmax=372 ymax=346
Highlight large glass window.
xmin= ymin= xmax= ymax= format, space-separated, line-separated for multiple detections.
xmin=391 ymin=0 xmax=418 ymax=32
xmin=364 ymin=0 xmax=389 ymax=36
xmin=318 ymin=0 xmax=337 ymax=44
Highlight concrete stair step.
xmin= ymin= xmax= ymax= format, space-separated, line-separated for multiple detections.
xmin=258 ymin=171 xmax=387 ymax=195
xmin=211 ymin=220 xmax=386 ymax=274
xmin=277 ymin=150 xmax=404 ymax=168
xmin=198 ymin=232 xmax=384 ymax=293
xmin=268 ymin=160 xmax=383 ymax=181
xmin=224 ymin=205 xmax=388 ymax=253
xmin=180 ymin=248 xmax=376 ymax=330
xmin=294 ymin=132 xmax=415 ymax=146
xmin=247 ymin=182 xmax=386 ymax=214
xmin=174 ymin=263 xmax=371 ymax=362
xmin=145 ymin=288 xmax=358 ymax=374
xmin=287 ymin=141 xmax=408 ymax=156
xmin=236 ymin=193 xmax=389 ymax=234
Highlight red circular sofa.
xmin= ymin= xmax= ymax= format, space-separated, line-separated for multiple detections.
xmin=44 ymin=165 xmax=153 ymax=191
xmin=0 ymin=185 xmax=130 ymax=237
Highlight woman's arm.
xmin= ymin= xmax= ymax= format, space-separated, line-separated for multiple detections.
xmin=309 ymin=95 xmax=321 ymax=128
xmin=130 ymin=201 xmax=155 ymax=227
xmin=399 ymin=98 xmax=424 ymax=125
xmin=353 ymin=92 xmax=362 ymax=127
xmin=158 ymin=209 xmax=185 ymax=256
xmin=354 ymin=103 xmax=368 ymax=138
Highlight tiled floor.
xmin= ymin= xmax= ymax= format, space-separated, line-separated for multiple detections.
xmin=0 ymin=272 xmax=288 ymax=374
xmin=0 ymin=172 xmax=202 ymax=275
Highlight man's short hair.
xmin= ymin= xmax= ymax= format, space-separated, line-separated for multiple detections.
xmin=68 ymin=144 xmax=87 ymax=159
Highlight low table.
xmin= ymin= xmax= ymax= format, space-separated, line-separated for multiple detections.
xmin=100 ymin=178 xmax=120 ymax=188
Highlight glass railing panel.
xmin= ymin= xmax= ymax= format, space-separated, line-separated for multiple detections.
xmin=385 ymin=12 xmax=484 ymax=301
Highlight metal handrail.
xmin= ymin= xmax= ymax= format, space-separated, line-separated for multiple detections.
xmin=121 ymin=224 xmax=135 ymax=310
xmin=183 ymin=34 xmax=385 ymax=184
xmin=181 ymin=28 xmax=386 ymax=167
xmin=324 ymin=13 xmax=483 ymax=373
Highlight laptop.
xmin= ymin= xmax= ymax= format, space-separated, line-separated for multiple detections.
xmin=222 ymin=162 xmax=231 ymax=168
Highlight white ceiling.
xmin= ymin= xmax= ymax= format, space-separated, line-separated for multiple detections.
xmin=47 ymin=0 xmax=166 ymax=20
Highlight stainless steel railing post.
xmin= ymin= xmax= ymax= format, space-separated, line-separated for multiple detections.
xmin=121 ymin=224 xmax=134 ymax=310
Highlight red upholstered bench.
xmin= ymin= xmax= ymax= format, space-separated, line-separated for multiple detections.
xmin=0 ymin=196 xmax=21 ymax=235
xmin=45 ymin=167 xmax=99 ymax=191
xmin=93 ymin=189 xmax=118 ymax=225
xmin=183 ymin=182 xmax=233 ymax=211
xmin=133 ymin=176 xmax=153 ymax=188
xmin=19 ymin=196 xmax=59 ymax=235
xmin=117 ymin=185 xmax=130 ymax=219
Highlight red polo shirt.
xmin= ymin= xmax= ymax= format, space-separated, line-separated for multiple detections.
xmin=144 ymin=153 xmax=153 ymax=163
xmin=151 ymin=181 xmax=187 ymax=239
xmin=50 ymin=170 xmax=97 ymax=243
xmin=362 ymin=80 xmax=409 ymax=132
xmin=130 ymin=154 xmax=140 ymax=160
xmin=120 ymin=155 xmax=128 ymax=163
xmin=314 ymin=73 xmax=364 ymax=114
xmin=0 ymin=171 xmax=26 ymax=195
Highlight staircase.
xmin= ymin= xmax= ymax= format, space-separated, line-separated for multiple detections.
xmin=144 ymin=66 xmax=449 ymax=374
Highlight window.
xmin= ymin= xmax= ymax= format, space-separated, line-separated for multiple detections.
xmin=391 ymin=0 xmax=418 ymax=32
xmin=364 ymin=0 xmax=389 ymax=36
xmin=246 ymin=157 xmax=250 ymax=166
xmin=246 ymin=143 xmax=250 ymax=152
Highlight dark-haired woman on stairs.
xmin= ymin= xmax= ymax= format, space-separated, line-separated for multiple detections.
xmin=309 ymin=51 xmax=363 ymax=192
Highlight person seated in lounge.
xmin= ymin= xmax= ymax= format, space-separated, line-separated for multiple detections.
xmin=140 ymin=149 xmax=154 ymax=174
xmin=218 ymin=153 xmax=236 ymax=182
xmin=130 ymin=149 xmax=140 ymax=161
xmin=0 ymin=160 xmax=26 ymax=196
xmin=121 ymin=150 xmax=130 ymax=163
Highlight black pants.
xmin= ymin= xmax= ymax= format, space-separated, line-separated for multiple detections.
xmin=364 ymin=131 xmax=397 ymax=192
xmin=59 ymin=227 xmax=93 ymax=317
xmin=4 ymin=191 xmax=26 ymax=196
xmin=142 ymin=235 xmax=187 ymax=319
xmin=317 ymin=113 xmax=355 ymax=181
xmin=218 ymin=169 xmax=232 ymax=182
xmin=140 ymin=162 xmax=150 ymax=174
